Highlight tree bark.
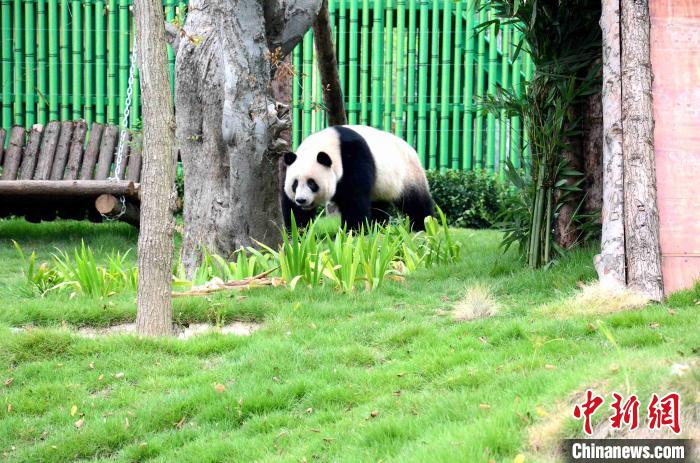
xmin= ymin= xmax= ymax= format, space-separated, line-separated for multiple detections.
xmin=134 ymin=0 xmax=178 ymax=335
xmin=312 ymin=0 xmax=347 ymax=125
xmin=176 ymin=0 xmax=321 ymax=276
xmin=595 ymin=0 xmax=626 ymax=288
xmin=620 ymin=0 xmax=663 ymax=300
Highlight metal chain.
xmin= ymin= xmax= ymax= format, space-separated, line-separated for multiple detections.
xmin=103 ymin=41 xmax=137 ymax=221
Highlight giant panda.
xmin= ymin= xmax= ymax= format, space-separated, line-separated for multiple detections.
xmin=281 ymin=125 xmax=434 ymax=231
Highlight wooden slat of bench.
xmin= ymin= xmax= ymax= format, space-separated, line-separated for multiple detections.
xmin=34 ymin=121 xmax=61 ymax=180
xmin=80 ymin=123 xmax=104 ymax=180
xmin=64 ymin=120 xmax=88 ymax=180
xmin=126 ymin=134 xmax=142 ymax=183
xmin=0 ymin=126 xmax=26 ymax=180
xmin=18 ymin=124 xmax=44 ymax=179
xmin=113 ymin=131 xmax=130 ymax=179
xmin=50 ymin=121 xmax=75 ymax=180
xmin=0 ymin=180 xmax=140 ymax=199
xmin=95 ymin=125 xmax=119 ymax=180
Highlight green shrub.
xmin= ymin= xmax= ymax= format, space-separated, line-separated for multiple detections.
xmin=426 ymin=170 xmax=514 ymax=229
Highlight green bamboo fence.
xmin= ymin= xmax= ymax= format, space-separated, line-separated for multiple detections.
xmin=1 ymin=0 xmax=530 ymax=174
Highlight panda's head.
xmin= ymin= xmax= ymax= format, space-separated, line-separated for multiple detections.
xmin=283 ymin=128 xmax=343 ymax=210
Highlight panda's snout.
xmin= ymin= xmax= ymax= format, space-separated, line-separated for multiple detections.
xmin=295 ymin=198 xmax=308 ymax=206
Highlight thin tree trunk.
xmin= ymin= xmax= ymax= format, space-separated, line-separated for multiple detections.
xmin=595 ymin=0 xmax=626 ymax=288
xmin=176 ymin=0 xmax=321 ymax=276
xmin=134 ymin=0 xmax=178 ymax=335
xmin=620 ymin=0 xmax=663 ymax=300
xmin=313 ymin=0 xmax=346 ymax=125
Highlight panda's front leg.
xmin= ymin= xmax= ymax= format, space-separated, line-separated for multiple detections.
xmin=336 ymin=195 xmax=372 ymax=231
xmin=281 ymin=193 xmax=317 ymax=231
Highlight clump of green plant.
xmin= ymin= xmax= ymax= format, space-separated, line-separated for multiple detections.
xmin=426 ymin=169 xmax=515 ymax=229
xmin=13 ymin=241 xmax=137 ymax=297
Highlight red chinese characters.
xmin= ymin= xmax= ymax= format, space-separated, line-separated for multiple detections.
xmin=573 ymin=389 xmax=605 ymax=435
xmin=609 ymin=392 xmax=640 ymax=430
xmin=647 ymin=392 xmax=681 ymax=434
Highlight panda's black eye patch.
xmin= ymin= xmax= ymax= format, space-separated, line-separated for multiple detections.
xmin=292 ymin=180 xmax=298 ymax=192
xmin=307 ymin=179 xmax=319 ymax=193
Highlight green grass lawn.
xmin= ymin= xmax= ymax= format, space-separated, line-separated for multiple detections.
xmin=0 ymin=219 xmax=698 ymax=462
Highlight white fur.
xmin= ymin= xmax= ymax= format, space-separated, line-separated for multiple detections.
xmin=284 ymin=125 xmax=428 ymax=208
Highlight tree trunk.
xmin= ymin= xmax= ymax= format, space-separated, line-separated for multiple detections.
xmin=595 ymin=0 xmax=626 ymax=288
xmin=313 ymin=0 xmax=347 ymax=125
xmin=620 ymin=0 xmax=663 ymax=300
xmin=176 ymin=0 xmax=321 ymax=276
xmin=134 ymin=0 xmax=178 ymax=336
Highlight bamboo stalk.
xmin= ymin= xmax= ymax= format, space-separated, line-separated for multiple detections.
xmin=1 ymin=0 xmax=12 ymax=127
xmin=347 ymin=0 xmax=359 ymax=124
xmin=107 ymin=0 xmax=117 ymax=123
xmin=292 ymin=46 xmax=301 ymax=147
xmin=510 ymin=27 xmax=522 ymax=168
xmin=13 ymin=0 xmax=24 ymax=125
xmin=394 ymin=0 xmax=405 ymax=137
xmin=473 ymin=8 xmax=486 ymax=169
xmin=60 ymin=0 xmax=69 ymax=120
xmin=25 ymin=0 xmax=37 ymax=127
xmin=0 ymin=129 xmax=5 ymax=165
xmin=498 ymin=24 xmax=510 ymax=179
xmin=370 ymin=0 xmax=384 ymax=128
xmin=83 ymin=0 xmax=94 ymax=125
xmin=48 ymin=0 xmax=58 ymax=120
xmin=522 ymin=50 xmax=533 ymax=167
xmin=95 ymin=0 xmax=105 ymax=122
xmin=405 ymin=0 xmax=416 ymax=144
xmin=382 ymin=0 xmax=393 ymax=132
xmin=450 ymin=0 xmax=462 ymax=170
xmin=359 ymin=0 xmax=369 ymax=124
xmin=486 ymin=12 xmax=497 ymax=172
xmin=118 ymin=0 xmax=128 ymax=119
xmin=37 ymin=0 xmax=48 ymax=124
xmin=302 ymin=31 xmax=313 ymax=138
xmin=338 ymin=0 xmax=347 ymax=92
xmin=313 ymin=44 xmax=323 ymax=130
xmin=71 ymin=0 xmax=82 ymax=119
xmin=427 ymin=0 xmax=439 ymax=170
xmin=438 ymin=0 xmax=451 ymax=172
xmin=416 ymin=0 xmax=428 ymax=165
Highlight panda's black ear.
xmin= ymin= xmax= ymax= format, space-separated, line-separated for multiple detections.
xmin=283 ymin=152 xmax=297 ymax=166
xmin=317 ymin=151 xmax=332 ymax=168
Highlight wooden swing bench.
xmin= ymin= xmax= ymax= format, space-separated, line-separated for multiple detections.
xmin=0 ymin=120 xmax=141 ymax=227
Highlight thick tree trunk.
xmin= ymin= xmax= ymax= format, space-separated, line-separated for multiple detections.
xmin=595 ymin=0 xmax=626 ymax=288
xmin=313 ymin=0 xmax=347 ymax=125
xmin=582 ymin=88 xmax=604 ymax=217
xmin=134 ymin=0 xmax=178 ymax=335
xmin=620 ymin=0 xmax=663 ymax=300
xmin=176 ymin=0 xmax=321 ymax=276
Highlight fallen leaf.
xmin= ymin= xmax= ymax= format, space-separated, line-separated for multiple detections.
xmin=535 ymin=406 xmax=548 ymax=417
xmin=88 ymin=363 xmax=95 ymax=369
xmin=479 ymin=403 xmax=491 ymax=409
xmin=175 ymin=417 xmax=186 ymax=429
xmin=649 ymin=322 xmax=660 ymax=329
xmin=70 ymin=405 xmax=78 ymax=417
xmin=305 ymin=408 xmax=313 ymax=414
xmin=125 ymin=417 xmax=130 ymax=429
xmin=393 ymin=390 xmax=401 ymax=397
xmin=7 ymin=403 xmax=12 ymax=413
xmin=370 ymin=410 xmax=379 ymax=418
xmin=139 ymin=442 xmax=147 ymax=448
xmin=74 ymin=418 xmax=85 ymax=429
xmin=3 ymin=378 xmax=13 ymax=387
xmin=115 ymin=372 xmax=125 ymax=379
xmin=272 ymin=376 xmax=280 ymax=382
xmin=214 ymin=384 xmax=226 ymax=393
xmin=514 ymin=454 xmax=526 ymax=463
xmin=479 ymin=336 xmax=488 ymax=344
xmin=544 ymin=364 xmax=557 ymax=370
xmin=97 ymin=374 xmax=104 ymax=381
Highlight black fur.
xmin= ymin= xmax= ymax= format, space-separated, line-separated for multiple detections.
xmin=396 ymin=186 xmax=435 ymax=231
xmin=282 ymin=126 xmax=434 ymax=231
